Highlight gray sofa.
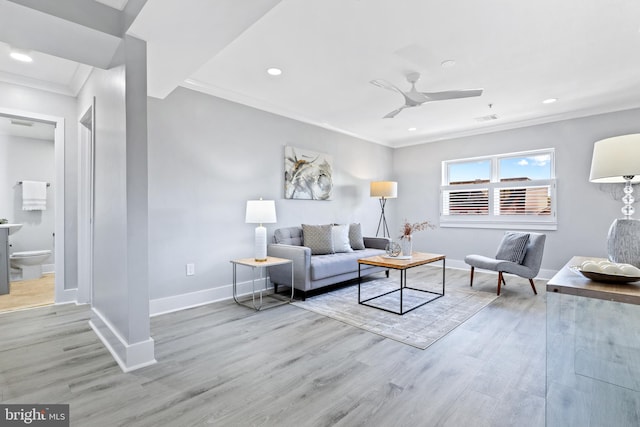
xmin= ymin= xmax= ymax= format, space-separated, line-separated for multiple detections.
xmin=267 ymin=226 xmax=390 ymax=298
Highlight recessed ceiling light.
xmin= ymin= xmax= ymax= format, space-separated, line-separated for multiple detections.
xmin=408 ymin=127 xmax=417 ymax=131
xmin=9 ymin=50 xmax=33 ymax=63
xmin=542 ymin=98 xmax=558 ymax=104
xmin=267 ymin=67 xmax=282 ymax=76
xmin=441 ymin=60 xmax=456 ymax=68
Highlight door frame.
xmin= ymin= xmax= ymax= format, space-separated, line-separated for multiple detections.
xmin=77 ymin=98 xmax=95 ymax=304
xmin=0 ymin=107 xmax=66 ymax=302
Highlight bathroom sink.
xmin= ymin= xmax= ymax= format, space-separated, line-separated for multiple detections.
xmin=0 ymin=224 xmax=22 ymax=235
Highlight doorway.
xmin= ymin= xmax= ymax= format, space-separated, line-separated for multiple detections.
xmin=77 ymin=99 xmax=95 ymax=304
xmin=0 ymin=108 xmax=65 ymax=311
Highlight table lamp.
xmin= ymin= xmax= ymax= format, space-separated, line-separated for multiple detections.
xmin=589 ymin=134 xmax=640 ymax=267
xmin=370 ymin=181 xmax=397 ymax=238
xmin=245 ymin=199 xmax=277 ymax=262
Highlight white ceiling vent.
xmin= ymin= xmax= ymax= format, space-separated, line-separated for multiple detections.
xmin=474 ymin=114 xmax=498 ymax=122
xmin=11 ymin=120 xmax=34 ymax=127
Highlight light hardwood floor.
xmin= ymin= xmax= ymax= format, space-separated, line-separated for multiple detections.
xmin=0 ymin=269 xmax=546 ymax=426
xmin=0 ymin=273 xmax=54 ymax=313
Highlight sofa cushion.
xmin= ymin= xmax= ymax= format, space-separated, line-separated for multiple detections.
xmin=310 ymin=248 xmax=385 ymax=280
xmin=332 ymin=224 xmax=353 ymax=253
xmin=302 ymin=224 xmax=334 ymax=255
xmin=273 ymin=227 xmax=303 ymax=246
xmin=349 ymin=223 xmax=365 ymax=250
xmin=495 ymin=232 xmax=530 ymax=263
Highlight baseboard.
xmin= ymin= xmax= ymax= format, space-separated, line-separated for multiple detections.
xmin=150 ymin=278 xmax=274 ymax=317
xmin=42 ymin=263 xmax=55 ymax=274
xmin=89 ymin=307 xmax=156 ymax=372
xmin=445 ymin=258 xmax=557 ymax=280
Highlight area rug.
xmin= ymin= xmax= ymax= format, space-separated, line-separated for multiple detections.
xmin=292 ymin=267 xmax=498 ymax=349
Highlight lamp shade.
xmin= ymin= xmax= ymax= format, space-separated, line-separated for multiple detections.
xmin=245 ymin=199 xmax=277 ymax=224
xmin=370 ymin=181 xmax=398 ymax=198
xmin=589 ymin=134 xmax=640 ymax=183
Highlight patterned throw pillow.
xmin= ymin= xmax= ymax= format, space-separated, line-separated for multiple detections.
xmin=495 ymin=232 xmax=530 ymax=263
xmin=302 ymin=224 xmax=334 ymax=255
xmin=349 ymin=223 xmax=365 ymax=250
xmin=332 ymin=224 xmax=353 ymax=253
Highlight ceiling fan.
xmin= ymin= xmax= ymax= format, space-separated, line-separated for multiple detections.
xmin=370 ymin=72 xmax=483 ymax=118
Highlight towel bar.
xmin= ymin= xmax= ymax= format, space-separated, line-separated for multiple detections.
xmin=17 ymin=181 xmax=50 ymax=187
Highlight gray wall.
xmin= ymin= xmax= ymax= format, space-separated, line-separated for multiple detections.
xmin=77 ymin=35 xmax=151 ymax=345
xmin=0 ymin=81 xmax=78 ymax=289
xmin=147 ymin=87 xmax=394 ymax=300
xmin=393 ymin=108 xmax=640 ymax=272
xmin=0 ymin=133 xmax=55 ymax=263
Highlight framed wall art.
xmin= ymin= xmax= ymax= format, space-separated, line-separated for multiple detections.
xmin=284 ymin=146 xmax=333 ymax=200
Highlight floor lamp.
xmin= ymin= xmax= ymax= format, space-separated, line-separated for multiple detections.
xmin=590 ymin=134 xmax=640 ymax=267
xmin=370 ymin=181 xmax=397 ymax=238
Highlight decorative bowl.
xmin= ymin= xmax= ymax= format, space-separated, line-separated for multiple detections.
xmin=570 ymin=266 xmax=640 ymax=284
xmin=385 ymin=242 xmax=401 ymax=257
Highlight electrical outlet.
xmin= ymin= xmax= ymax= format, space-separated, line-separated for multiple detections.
xmin=186 ymin=263 xmax=195 ymax=276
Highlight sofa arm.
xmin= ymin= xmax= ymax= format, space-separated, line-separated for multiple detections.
xmin=364 ymin=236 xmax=391 ymax=250
xmin=267 ymin=243 xmax=312 ymax=291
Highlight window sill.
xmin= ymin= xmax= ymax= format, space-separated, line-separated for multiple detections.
xmin=439 ymin=220 xmax=557 ymax=231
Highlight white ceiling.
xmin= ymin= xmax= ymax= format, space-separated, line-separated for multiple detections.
xmin=0 ymin=41 xmax=91 ymax=97
xmin=2 ymin=0 xmax=640 ymax=147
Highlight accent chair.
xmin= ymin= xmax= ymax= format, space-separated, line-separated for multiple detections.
xmin=464 ymin=232 xmax=546 ymax=296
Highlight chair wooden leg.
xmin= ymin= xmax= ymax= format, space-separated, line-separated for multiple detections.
xmin=529 ymin=278 xmax=538 ymax=295
xmin=470 ymin=266 xmax=475 ymax=287
xmin=497 ymin=272 xmax=503 ymax=296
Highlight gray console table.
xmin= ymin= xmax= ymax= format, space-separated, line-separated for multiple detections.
xmin=547 ymin=256 xmax=640 ymax=426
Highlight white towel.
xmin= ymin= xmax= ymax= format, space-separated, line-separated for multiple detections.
xmin=22 ymin=180 xmax=47 ymax=211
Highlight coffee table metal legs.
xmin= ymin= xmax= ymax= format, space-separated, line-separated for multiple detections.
xmin=358 ymin=258 xmax=445 ymax=315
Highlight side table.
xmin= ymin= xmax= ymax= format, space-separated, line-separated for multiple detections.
xmin=231 ymin=256 xmax=294 ymax=310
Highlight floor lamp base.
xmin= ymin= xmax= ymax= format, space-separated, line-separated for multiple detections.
xmin=375 ymin=198 xmax=390 ymax=238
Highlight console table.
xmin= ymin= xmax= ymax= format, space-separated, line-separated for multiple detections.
xmin=546 ymin=256 xmax=640 ymax=426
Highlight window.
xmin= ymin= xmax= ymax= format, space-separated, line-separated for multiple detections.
xmin=441 ymin=149 xmax=556 ymax=230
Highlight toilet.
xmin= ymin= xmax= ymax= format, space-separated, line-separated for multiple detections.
xmin=10 ymin=250 xmax=52 ymax=281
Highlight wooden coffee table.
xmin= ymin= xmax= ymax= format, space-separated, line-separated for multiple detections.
xmin=358 ymin=252 xmax=446 ymax=315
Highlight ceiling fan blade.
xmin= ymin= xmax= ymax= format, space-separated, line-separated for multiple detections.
xmin=383 ymin=106 xmax=407 ymax=119
xmin=421 ymin=89 xmax=483 ymax=101
xmin=370 ymin=79 xmax=404 ymax=94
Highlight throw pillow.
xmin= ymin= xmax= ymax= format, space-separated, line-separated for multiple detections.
xmin=332 ymin=224 xmax=353 ymax=253
xmin=302 ymin=224 xmax=334 ymax=255
xmin=349 ymin=223 xmax=365 ymax=250
xmin=495 ymin=232 xmax=530 ymax=263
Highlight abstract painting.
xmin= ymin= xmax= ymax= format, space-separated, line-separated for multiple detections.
xmin=284 ymin=146 xmax=333 ymax=200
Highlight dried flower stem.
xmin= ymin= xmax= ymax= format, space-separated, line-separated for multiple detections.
xmin=399 ymin=219 xmax=433 ymax=240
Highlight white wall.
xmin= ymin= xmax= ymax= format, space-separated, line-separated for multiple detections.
xmin=393 ymin=108 xmax=640 ymax=273
xmin=147 ymin=87 xmax=394 ymax=302
xmin=0 ymin=133 xmax=55 ymax=262
xmin=78 ymin=65 xmax=129 ymax=325
xmin=0 ymin=81 xmax=78 ymax=289
xmin=77 ymin=35 xmax=153 ymax=370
